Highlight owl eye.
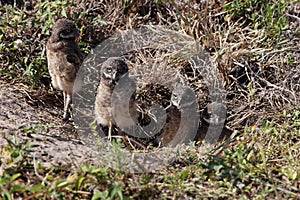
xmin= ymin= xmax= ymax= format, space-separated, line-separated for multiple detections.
xmin=105 ymin=67 xmax=112 ymax=73
xmin=62 ymin=29 xmax=71 ymax=34
xmin=118 ymin=68 xmax=125 ymax=74
xmin=207 ymin=113 xmax=213 ymax=119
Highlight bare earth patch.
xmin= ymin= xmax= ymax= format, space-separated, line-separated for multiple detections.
xmin=0 ymin=79 xmax=103 ymax=167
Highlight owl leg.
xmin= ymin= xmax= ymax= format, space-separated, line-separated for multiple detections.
xmin=108 ymin=120 xmax=112 ymax=141
xmin=63 ymin=91 xmax=67 ymax=115
xmin=63 ymin=92 xmax=71 ymax=120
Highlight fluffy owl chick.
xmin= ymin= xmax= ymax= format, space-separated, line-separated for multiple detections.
xmin=46 ymin=18 xmax=83 ymax=120
xmin=95 ymin=57 xmax=138 ymax=139
xmin=156 ymin=86 xmax=199 ymax=147
xmin=196 ymin=102 xmax=232 ymax=142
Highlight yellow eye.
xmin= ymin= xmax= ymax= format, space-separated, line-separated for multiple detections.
xmin=106 ymin=67 xmax=112 ymax=73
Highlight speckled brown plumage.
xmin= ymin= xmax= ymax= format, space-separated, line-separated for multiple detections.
xmin=95 ymin=57 xmax=138 ymax=138
xmin=156 ymin=86 xmax=200 ymax=147
xmin=46 ymin=18 xmax=83 ymax=119
xmin=196 ymin=102 xmax=232 ymax=143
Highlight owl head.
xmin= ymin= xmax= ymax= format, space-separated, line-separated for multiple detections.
xmin=50 ymin=19 xmax=79 ymax=42
xmin=202 ymin=102 xmax=226 ymax=126
xmin=101 ymin=57 xmax=129 ymax=86
xmin=171 ymin=86 xmax=197 ymax=109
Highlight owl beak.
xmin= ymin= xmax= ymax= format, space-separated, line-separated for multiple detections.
xmin=178 ymin=99 xmax=182 ymax=108
xmin=71 ymin=29 xmax=80 ymax=38
xmin=107 ymin=72 xmax=117 ymax=85
xmin=112 ymin=72 xmax=117 ymax=80
xmin=210 ymin=115 xmax=219 ymax=124
xmin=173 ymin=100 xmax=181 ymax=109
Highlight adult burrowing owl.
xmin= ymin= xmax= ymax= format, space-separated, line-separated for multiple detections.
xmin=156 ymin=86 xmax=199 ymax=147
xmin=95 ymin=57 xmax=138 ymax=138
xmin=196 ymin=102 xmax=232 ymax=142
xmin=46 ymin=19 xmax=83 ymax=120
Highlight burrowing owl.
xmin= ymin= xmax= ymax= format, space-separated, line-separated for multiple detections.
xmin=156 ymin=86 xmax=199 ymax=147
xmin=95 ymin=57 xmax=138 ymax=138
xmin=46 ymin=19 xmax=83 ymax=120
xmin=196 ymin=102 xmax=232 ymax=142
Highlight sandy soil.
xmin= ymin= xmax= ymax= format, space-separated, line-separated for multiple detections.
xmin=0 ymin=79 xmax=101 ymax=167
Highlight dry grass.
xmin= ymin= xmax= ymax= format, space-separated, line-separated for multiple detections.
xmin=0 ymin=0 xmax=299 ymax=199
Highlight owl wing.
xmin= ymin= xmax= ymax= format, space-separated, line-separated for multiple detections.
xmin=57 ymin=43 xmax=83 ymax=79
xmin=155 ymin=105 xmax=181 ymax=146
xmin=46 ymin=40 xmax=65 ymax=52
xmin=158 ymin=104 xmax=200 ymax=147
xmin=65 ymin=43 xmax=83 ymax=71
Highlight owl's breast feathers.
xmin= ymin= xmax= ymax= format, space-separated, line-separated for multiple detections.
xmin=46 ymin=40 xmax=83 ymax=82
xmin=95 ymin=81 xmax=115 ymax=126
